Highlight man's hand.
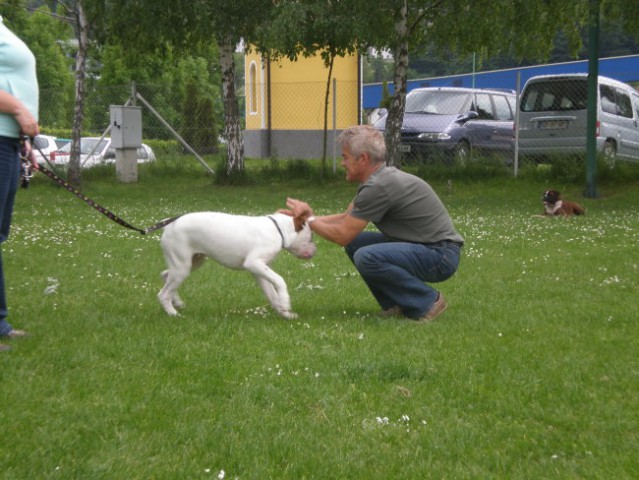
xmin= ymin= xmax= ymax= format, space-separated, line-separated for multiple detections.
xmin=286 ymin=198 xmax=314 ymax=219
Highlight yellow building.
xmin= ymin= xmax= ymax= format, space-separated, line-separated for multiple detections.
xmin=244 ymin=50 xmax=361 ymax=159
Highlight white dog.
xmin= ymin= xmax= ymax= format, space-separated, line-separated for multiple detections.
xmin=157 ymin=212 xmax=316 ymax=319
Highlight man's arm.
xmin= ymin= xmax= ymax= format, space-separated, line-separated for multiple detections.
xmin=310 ymin=213 xmax=368 ymax=246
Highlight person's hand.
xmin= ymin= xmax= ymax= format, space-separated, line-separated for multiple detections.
xmin=15 ymin=107 xmax=39 ymax=138
xmin=22 ymin=139 xmax=38 ymax=169
xmin=286 ymin=198 xmax=313 ymax=219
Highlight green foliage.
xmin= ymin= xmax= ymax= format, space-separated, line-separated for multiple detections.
xmin=379 ymin=81 xmax=392 ymax=109
xmin=2 ymin=173 xmax=638 ymax=478
xmin=181 ymin=79 xmax=219 ymax=154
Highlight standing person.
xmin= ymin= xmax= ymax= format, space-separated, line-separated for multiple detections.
xmin=286 ymin=125 xmax=463 ymax=322
xmin=0 ymin=16 xmax=39 ymax=350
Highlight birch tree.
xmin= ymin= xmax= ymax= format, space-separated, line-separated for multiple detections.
xmin=99 ymin=0 xmax=274 ymax=178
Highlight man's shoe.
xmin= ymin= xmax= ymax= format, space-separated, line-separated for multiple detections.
xmin=418 ymin=293 xmax=447 ymax=322
xmin=5 ymin=329 xmax=29 ymax=338
xmin=378 ymin=306 xmax=402 ymax=317
xmin=0 ymin=343 xmax=11 ymax=352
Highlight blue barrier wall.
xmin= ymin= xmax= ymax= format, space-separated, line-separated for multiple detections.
xmin=363 ymin=55 xmax=639 ymax=109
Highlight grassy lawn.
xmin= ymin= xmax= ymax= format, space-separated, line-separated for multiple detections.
xmin=1 ymin=160 xmax=638 ymax=479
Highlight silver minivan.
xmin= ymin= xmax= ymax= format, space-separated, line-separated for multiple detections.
xmin=518 ymin=74 xmax=639 ymax=167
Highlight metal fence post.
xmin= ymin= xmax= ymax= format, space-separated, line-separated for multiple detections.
xmin=514 ymin=71 xmax=521 ymax=178
xmin=332 ymin=77 xmax=337 ymax=174
xmin=585 ymin=0 xmax=600 ymax=198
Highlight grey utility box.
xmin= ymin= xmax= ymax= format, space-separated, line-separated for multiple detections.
xmin=110 ymin=105 xmax=142 ymax=183
xmin=110 ymin=105 xmax=142 ymax=148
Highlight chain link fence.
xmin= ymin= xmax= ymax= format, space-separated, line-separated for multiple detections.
xmin=39 ymin=81 xmax=226 ymax=156
xmin=38 ymin=67 xmax=639 ymax=168
xmin=364 ymin=62 xmax=639 ymax=170
xmin=244 ymin=79 xmax=360 ymax=161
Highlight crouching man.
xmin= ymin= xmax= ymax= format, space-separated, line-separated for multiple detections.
xmin=286 ymin=125 xmax=463 ymax=322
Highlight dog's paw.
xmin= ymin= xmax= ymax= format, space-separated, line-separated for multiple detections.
xmin=172 ymin=298 xmax=185 ymax=310
xmin=279 ymin=310 xmax=298 ymax=320
xmin=158 ymin=292 xmax=180 ymax=316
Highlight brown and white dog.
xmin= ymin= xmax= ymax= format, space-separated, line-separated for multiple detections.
xmin=157 ymin=212 xmax=316 ymax=319
xmin=540 ymin=190 xmax=585 ymax=217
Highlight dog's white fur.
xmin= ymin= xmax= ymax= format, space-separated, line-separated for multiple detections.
xmin=158 ymin=212 xmax=316 ymax=319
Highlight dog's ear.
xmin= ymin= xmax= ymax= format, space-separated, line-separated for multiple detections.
xmin=291 ymin=212 xmax=310 ymax=232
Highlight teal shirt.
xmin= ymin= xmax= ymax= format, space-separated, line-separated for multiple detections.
xmin=350 ymin=165 xmax=465 ymax=245
xmin=0 ymin=16 xmax=39 ymax=138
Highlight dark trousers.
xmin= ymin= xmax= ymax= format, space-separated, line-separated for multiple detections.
xmin=0 ymin=136 xmax=20 ymax=334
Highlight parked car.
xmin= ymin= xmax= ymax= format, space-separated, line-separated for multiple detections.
xmin=32 ymin=134 xmax=59 ymax=166
xmin=518 ymin=74 xmax=639 ymax=167
xmin=51 ymin=137 xmax=156 ymax=168
xmin=374 ymin=86 xmax=516 ymax=164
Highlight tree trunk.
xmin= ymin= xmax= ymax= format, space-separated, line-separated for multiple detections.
xmin=68 ymin=0 xmax=88 ymax=187
xmin=218 ymin=36 xmax=244 ymax=176
xmin=321 ymin=52 xmax=336 ymax=178
xmin=384 ymin=0 xmax=409 ymax=168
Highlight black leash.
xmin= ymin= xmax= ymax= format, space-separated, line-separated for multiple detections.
xmin=27 ymin=139 xmax=180 ymax=235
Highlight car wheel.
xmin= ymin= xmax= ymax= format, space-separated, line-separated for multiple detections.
xmin=602 ymin=140 xmax=616 ymax=169
xmin=453 ymin=140 xmax=471 ymax=166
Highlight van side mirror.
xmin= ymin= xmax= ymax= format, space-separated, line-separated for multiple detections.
xmin=457 ymin=111 xmax=479 ymax=122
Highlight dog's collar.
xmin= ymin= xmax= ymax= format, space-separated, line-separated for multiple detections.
xmin=267 ymin=216 xmax=286 ymax=248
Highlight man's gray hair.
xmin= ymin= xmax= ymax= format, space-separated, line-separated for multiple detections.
xmin=337 ymin=125 xmax=386 ymax=164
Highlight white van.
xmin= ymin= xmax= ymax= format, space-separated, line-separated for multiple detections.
xmin=518 ymin=74 xmax=639 ymax=167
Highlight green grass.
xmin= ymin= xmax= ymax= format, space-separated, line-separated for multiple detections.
xmin=1 ymin=160 xmax=638 ymax=479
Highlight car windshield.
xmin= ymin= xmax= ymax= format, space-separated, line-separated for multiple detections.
xmin=58 ymin=139 xmax=108 ymax=155
xmin=405 ymin=91 xmax=470 ymax=115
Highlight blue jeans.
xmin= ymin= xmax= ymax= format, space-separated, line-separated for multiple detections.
xmin=0 ymin=136 xmax=21 ymax=335
xmin=345 ymin=232 xmax=461 ymax=319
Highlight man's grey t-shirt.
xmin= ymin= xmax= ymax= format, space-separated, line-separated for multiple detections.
xmin=350 ymin=165 xmax=464 ymax=245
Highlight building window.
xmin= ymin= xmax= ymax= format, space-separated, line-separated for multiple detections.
xmin=249 ymin=62 xmax=258 ymax=114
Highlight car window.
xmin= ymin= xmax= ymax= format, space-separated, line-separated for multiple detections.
xmin=59 ymin=139 xmax=109 ymax=155
xmin=600 ymin=85 xmax=617 ymax=115
xmin=615 ymin=89 xmax=633 ymax=118
xmin=474 ymin=94 xmax=494 ymax=120
xmin=521 ymin=79 xmax=588 ymax=112
xmin=492 ymin=95 xmax=513 ymax=120
xmin=505 ymin=96 xmax=516 ymax=115
xmin=633 ymin=94 xmax=639 ymax=119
